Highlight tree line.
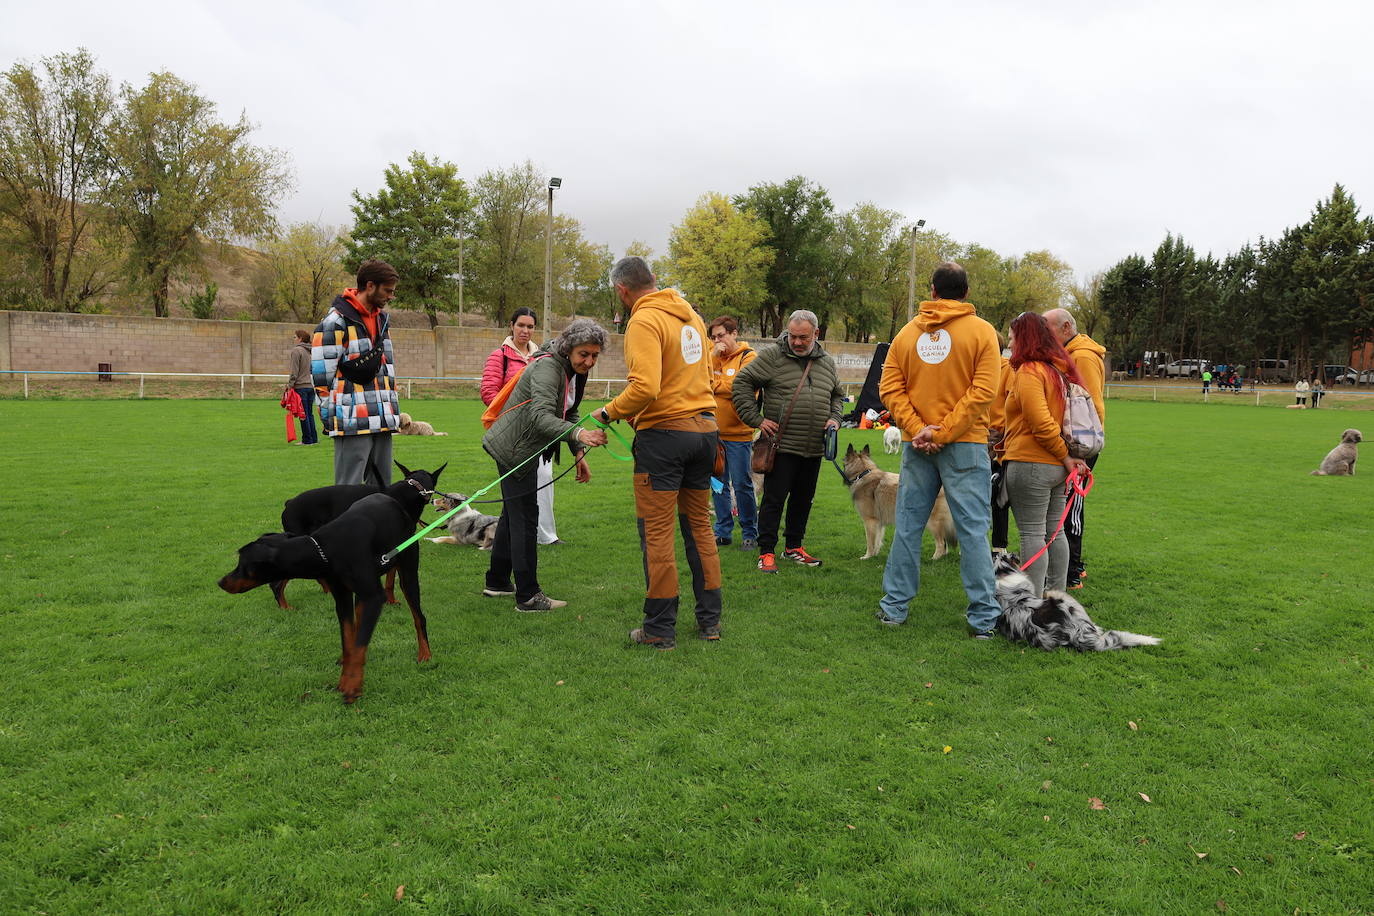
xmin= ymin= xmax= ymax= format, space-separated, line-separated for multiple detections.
xmin=1098 ymin=185 xmax=1374 ymax=377
xmin=1 ymin=48 xmax=1095 ymax=338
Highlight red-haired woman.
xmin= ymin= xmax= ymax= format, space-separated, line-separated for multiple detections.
xmin=1000 ymin=312 xmax=1090 ymax=594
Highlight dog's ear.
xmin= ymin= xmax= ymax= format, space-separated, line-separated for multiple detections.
xmin=395 ymin=460 xmax=412 ymax=477
xmin=862 ymin=444 xmax=871 ymax=455
xmin=845 ymin=444 xmax=855 ymax=457
xmin=431 ymin=462 xmax=447 ymax=484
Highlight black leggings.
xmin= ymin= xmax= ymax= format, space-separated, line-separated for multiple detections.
xmin=756 ymin=452 xmax=822 ymax=555
xmin=486 ymin=470 xmax=541 ymax=602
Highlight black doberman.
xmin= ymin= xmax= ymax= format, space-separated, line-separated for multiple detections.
xmin=219 ymin=487 xmax=436 ymax=704
xmin=270 ymin=461 xmax=445 ymax=609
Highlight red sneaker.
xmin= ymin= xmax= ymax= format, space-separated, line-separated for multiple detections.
xmin=784 ymin=546 xmax=822 ymax=567
xmin=757 ymin=553 xmax=779 ymax=573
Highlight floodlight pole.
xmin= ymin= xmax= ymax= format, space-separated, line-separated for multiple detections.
xmin=906 ymin=218 xmax=926 ymax=324
xmin=544 ymin=177 xmax=561 ymax=335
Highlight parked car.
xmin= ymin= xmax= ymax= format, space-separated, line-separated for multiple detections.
xmin=1358 ymin=369 xmax=1374 ymax=385
xmin=1164 ymin=359 xmax=1209 ymax=378
xmin=1255 ymin=358 xmax=1292 ymax=383
xmin=1322 ymin=365 xmax=1358 ymax=385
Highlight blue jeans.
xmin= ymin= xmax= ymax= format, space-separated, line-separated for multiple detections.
xmin=712 ymin=439 xmax=758 ymax=541
xmin=879 ymin=441 xmax=1000 ymax=633
xmin=294 ymin=386 xmax=318 ymax=445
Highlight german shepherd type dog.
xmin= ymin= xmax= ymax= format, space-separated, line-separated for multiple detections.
xmin=992 ymin=552 xmax=1160 ymax=651
xmin=843 ymin=444 xmax=956 ymax=560
xmin=426 ymin=492 xmax=499 ymax=549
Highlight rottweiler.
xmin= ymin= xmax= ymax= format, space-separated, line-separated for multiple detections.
xmin=270 ymin=461 xmax=445 ymax=609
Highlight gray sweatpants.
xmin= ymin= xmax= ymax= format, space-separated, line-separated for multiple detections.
xmin=1005 ymin=460 xmax=1069 ymax=594
xmin=332 ymin=433 xmax=394 ymax=487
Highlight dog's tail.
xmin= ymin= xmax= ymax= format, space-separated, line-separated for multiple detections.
xmin=1090 ymin=629 xmax=1161 ymax=651
xmin=1310 ymin=469 xmax=1325 ymax=476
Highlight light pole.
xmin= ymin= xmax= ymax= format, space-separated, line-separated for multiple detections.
xmin=543 ymin=176 xmax=561 ymax=334
xmin=906 ymin=218 xmax=926 ymax=324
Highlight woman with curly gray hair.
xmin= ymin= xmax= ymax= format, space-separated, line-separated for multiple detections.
xmin=481 ymin=317 xmax=610 ymax=612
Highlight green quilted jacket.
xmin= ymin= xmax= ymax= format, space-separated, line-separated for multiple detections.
xmin=731 ymin=334 xmax=844 ymax=458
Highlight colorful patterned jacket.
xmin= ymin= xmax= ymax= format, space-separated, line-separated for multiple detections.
xmin=311 ymin=293 xmax=400 ymax=437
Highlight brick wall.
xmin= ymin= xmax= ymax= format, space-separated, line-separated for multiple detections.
xmin=1 ymin=311 xmax=881 ymax=384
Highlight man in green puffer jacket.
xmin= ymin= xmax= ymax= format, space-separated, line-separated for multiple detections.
xmin=731 ymin=310 xmax=845 ymax=572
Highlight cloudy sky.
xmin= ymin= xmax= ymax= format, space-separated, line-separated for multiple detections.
xmin=7 ymin=0 xmax=1372 ymax=279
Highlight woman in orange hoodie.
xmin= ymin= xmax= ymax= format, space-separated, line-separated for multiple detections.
xmin=1001 ymin=312 xmax=1090 ymax=594
xmin=707 ymin=316 xmax=758 ymax=548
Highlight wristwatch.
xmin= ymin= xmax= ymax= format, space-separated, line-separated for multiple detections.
xmin=597 ymin=408 xmax=611 ymax=424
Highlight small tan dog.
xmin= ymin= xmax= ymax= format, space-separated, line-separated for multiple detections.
xmin=843 ymin=444 xmax=956 ymax=560
xmin=397 ymin=412 xmax=448 ymax=436
xmin=1311 ymin=428 xmax=1361 ymax=476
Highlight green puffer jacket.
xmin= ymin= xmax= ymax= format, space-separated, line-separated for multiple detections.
xmin=731 ymin=334 xmax=844 ymax=458
xmin=482 ymin=345 xmax=587 ymax=476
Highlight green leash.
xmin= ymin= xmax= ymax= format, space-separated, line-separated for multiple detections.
xmin=380 ymin=411 xmax=631 ymax=563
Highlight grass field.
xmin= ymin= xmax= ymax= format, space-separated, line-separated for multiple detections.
xmin=2 ymin=397 xmax=1371 ymax=914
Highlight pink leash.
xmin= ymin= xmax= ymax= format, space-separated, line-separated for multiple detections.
xmin=1018 ymin=468 xmax=1093 ymax=572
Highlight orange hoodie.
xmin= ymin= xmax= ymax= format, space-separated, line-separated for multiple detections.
xmin=710 ymin=343 xmax=757 ymax=441
xmin=879 ymin=299 xmax=1000 ymax=445
xmin=341 ymin=288 xmax=379 ymax=341
xmin=604 ymin=288 xmax=715 ymax=430
xmin=988 ymin=356 xmax=1014 ymax=435
xmin=1065 ymin=333 xmax=1107 ymax=425
xmin=1002 ymin=360 xmax=1070 ymax=465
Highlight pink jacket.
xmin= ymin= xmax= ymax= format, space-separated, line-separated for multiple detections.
xmin=480 ymin=338 xmax=539 ymax=405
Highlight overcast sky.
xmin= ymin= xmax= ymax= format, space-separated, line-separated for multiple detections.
xmin=7 ymin=0 xmax=1372 ymax=280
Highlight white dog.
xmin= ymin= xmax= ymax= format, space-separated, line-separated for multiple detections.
xmin=882 ymin=425 xmax=902 ymax=455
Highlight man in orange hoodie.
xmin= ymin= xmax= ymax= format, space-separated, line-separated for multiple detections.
xmin=594 ymin=256 xmax=721 ymax=650
xmin=875 ymin=262 xmax=1002 ymax=637
xmin=311 ymin=259 xmax=401 ymax=486
xmin=1043 ymin=308 xmax=1107 ymax=589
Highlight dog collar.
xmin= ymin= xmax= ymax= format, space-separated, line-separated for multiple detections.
xmin=406 ymin=478 xmax=435 ymax=497
xmin=308 ymin=536 xmax=329 ymax=565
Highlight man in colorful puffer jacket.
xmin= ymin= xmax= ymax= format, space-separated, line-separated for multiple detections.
xmin=312 ymin=259 xmax=402 ymax=486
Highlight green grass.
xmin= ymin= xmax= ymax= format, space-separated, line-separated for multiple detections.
xmin=2 ymin=397 xmax=1371 ymax=914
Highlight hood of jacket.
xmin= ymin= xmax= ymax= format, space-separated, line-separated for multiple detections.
xmin=330 ymin=290 xmax=387 ymax=331
xmin=914 ymin=299 xmax=976 ymax=334
xmin=631 ymin=287 xmax=695 ymax=322
xmin=1065 ymin=334 xmax=1106 ymax=360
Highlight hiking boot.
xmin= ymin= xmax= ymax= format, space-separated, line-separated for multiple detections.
xmin=697 ymin=624 xmax=721 ymax=641
xmin=515 ymin=592 xmax=566 ymax=612
xmin=629 ymin=627 xmax=675 ymax=650
xmin=482 ymin=585 xmax=515 ymax=598
xmin=784 ymin=547 xmax=822 ymax=567
xmin=741 ymin=538 xmax=757 ymax=550
xmin=875 ymin=611 xmax=904 ymax=627
xmin=757 ymin=553 xmax=779 ymax=573
xmin=715 ymin=536 xmax=732 ymax=546
xmin=971 ymin=631 xmax=995 ymax=640
xmin=1066 ymin=578 xmax=1083 ymax=590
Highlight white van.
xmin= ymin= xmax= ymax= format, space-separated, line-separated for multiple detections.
xmin=1255 ymin=359 xmax=1291 ymax=382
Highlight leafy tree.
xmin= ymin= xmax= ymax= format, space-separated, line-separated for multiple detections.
xmin=468 ymin=160 xmax=545 ymax=322
xmin=260 ymin=221 xmax=351 ymax=322
xmin=102 ymin=70 xmax=290 ymax=317
xmin=1068 ymin=271 xmax=1110 ymax=342
xmin=346 ymin=152 xmax=473 ymax=328
xmin=826 ymin=202 xmax=901 ymax=342
xmin=1293 ymin=184 xmax=1374 ymax=374
xmin=661 ymin=192 xmax=772 ymax=323
xmin=735 ymin=176 xmax=836 ymax=337
xmin=0 ymin=48 xmax=114 ymax=309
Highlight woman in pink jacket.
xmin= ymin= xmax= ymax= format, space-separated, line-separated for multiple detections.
xmin=481 ymin=308 xmax=561 ymax=544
